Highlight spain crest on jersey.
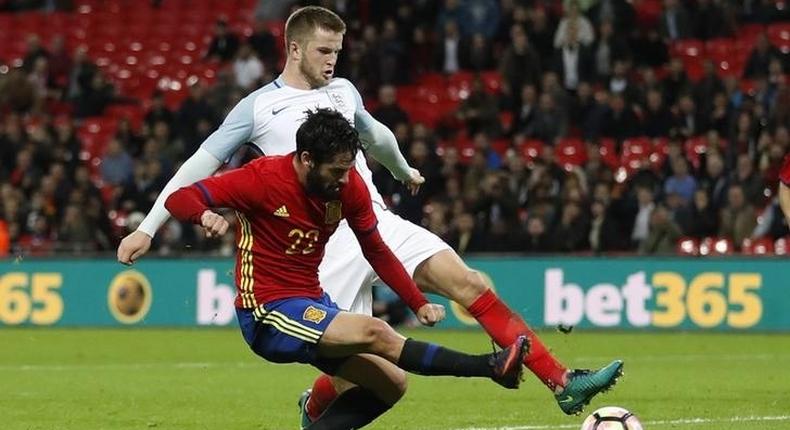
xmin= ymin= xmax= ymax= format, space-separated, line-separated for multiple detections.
xmin=303 ymin=305 xmax=327 ymax=324
xmin=325 ymin=201 xmax=342 ymax=224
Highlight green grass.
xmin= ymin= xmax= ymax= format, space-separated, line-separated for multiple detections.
xmin=2 ymin=328 xmax=790 ymax=430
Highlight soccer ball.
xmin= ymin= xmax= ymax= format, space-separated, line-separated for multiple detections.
xmin=580 ymin=406 xmax=643 ymax=430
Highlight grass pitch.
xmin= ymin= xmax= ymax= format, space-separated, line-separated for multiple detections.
xmin=2 ymin=328 xmax=789 ymax=430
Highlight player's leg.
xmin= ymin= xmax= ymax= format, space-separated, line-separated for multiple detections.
xmin=380 ymin=211 xmax=623 ymax=414
xmin=412 ymin=248 xmax=569 ymax=391
xmin=318 ymin=311 xmax=528 ymax=387
xmin=301 ymin=225 xmax=377 ymax=426
xmin=305 ymin=354 xmax=404 ymax=430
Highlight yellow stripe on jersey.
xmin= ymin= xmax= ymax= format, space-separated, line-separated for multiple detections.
xmin=261 ymin=312 xmax=323 ymax=344
xmin=235 ymin=212 xmax=256 ymax=309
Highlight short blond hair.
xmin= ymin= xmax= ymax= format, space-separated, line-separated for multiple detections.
xmin=285 ymin=6 xmax=346 ymax=46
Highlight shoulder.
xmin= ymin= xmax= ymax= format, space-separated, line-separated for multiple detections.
xmin=246 ymin=79 xmax=286 ymax=108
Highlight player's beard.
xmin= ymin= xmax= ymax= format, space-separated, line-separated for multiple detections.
xmin=306 ymin=168 xmax=341 ymax=200
xmin=299 ymin=60 xmax=329 ymax=88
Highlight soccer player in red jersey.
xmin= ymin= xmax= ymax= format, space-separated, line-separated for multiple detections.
xmin=165 ymin=109 xmax=528 ymax=429
xmin=779 ymin=154 xmax=790 ymax=225
xmin=120 ymin=6 xmax=621 ymax=421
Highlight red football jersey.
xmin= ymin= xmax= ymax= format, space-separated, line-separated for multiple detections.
xmin=780 ymin=154 xmax=790 ymax=186
xmin=165 ymin=154 xmax=428 ymax=313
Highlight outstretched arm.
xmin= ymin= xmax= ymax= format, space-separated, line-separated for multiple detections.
xmin=346 ymin=79 xmax=425 ymax=194
xmin=117 ymin=91 xmax=257 ymax=264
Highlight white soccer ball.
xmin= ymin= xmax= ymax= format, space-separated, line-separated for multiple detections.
xmin=580 ymin=406 xmax=643 ymax=430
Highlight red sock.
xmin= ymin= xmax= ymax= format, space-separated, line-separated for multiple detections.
xmin=467 ymin=289 xmax=567 ymax=391
xmin=305 ymin=373 xmax=337 ymax=421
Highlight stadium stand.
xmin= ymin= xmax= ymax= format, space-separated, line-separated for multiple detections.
xmin=0 ymin=0 xmax=788 ymax=257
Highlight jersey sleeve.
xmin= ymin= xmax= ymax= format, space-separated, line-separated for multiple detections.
xmin=341 ymin=79 xmax=413 ymax=182
xmin=200 ymin=93 xmax=256 ymax=162
xmin=781 ymin=154 xmax=790 ymax=186
xmin=165 ymin=164 xmax=262 ymax=224
xmin=343 ymin=169 xmax=378 ymax=233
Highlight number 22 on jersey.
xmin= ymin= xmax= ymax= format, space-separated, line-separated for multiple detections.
xmin=286 ymin=229 xmax=319 ymax=255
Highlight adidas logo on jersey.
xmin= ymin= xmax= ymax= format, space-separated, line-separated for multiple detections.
xmin=273 ymin=205 xmax=290 ymax=217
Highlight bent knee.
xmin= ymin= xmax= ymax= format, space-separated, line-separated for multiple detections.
xmin=362 ymin=318 xmax=398 ymax=349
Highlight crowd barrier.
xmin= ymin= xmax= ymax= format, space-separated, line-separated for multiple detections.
xmin=1 ymin=257 xmax=787 ymax=331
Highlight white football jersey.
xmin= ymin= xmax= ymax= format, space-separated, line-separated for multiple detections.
xmin=202 ymin=76 xmax=386 ymax=207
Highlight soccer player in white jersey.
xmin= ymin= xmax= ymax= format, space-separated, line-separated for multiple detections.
xmin=117 ymin=6 xmax=622 ymax=422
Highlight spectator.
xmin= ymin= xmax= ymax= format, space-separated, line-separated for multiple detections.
xmin=719 ymin=184 xmax=757 ymax=247
xmin=639 ymin=205 xmax=683 ymax=254
xmin=47 ymin=36 xmax=72 ymax=91
xmin=553 ymin=0 xmax=595 ymax=48
xmin=462 ymin=33 xmax=495 ymax=71
xmin=205 ymin=19 xmax=240 ymax=62
xmin=437 ymin=20 xmax=462 ymax=74
xmin=248 ymin=19 xmax=278 ymax=69
xmin=631 ymin=185 xmax=656 ymax=248
xmin=632 ymin=28 xmax=669 ymax=68
xmin=662 ymin=58 xmax=691 ymax=107
xmin=553 ymin=201 xmax=590 ymax=252
xmin=58 ymin=204 xmax=93 ymax=252
xmin=601 ymin=92 xmax=638 ymax=140
xmin=664 ymin=157 xmax=697 ymax=205
xmin=445 ymin=212 xmax=486 ymax=254
xmin=527 ymin=6 xmax=555 ymax=60
xmin=66 ymin=45 xmax=97 ymax=101
xmin=499 ymin=25 xmax=542 ymax=97
xmin=552 ymin=23 xmax=594 ymax=92
xmin=377 ymin=18 xmax=406 ymax=85
xmin=101 ymin=139 xmax=134 ymax=186
xmin=232 ymin=43 xmax=264 ymax=90
xmin=591 ymin=19 xmax=630 ymax=83
xmin=144 ymin=92 xmax=174 ymax=131
xmin=743 ymin=33 xmax=782 ymax=79
xmin=73 ymin=72 xmax=115 ymax=118
xmin=731 ymin=154 xmax=766 ymax=206
xmin=456 ymin=77 xmax=500 ymax=137
xmin=589 ymin=198 xmax=625 ymax=253
xmin=699 ymin=150 xmax=730 ymax=210
xmin=691 ymin=0 xmax=729 ymax=40
xmin=22 ymin=34 xmax=48 ymax=72
xmin=671 ymin=94 xmax=702 ymax=139
xmin=525 ymin=93 xmax=567 ymax=142
xmin=372 ymin=85 xmax=409 ymax=130
xmin=686 ymin=188 xmax=719 ymax=238
xmin=658 ymin=0 xmax=692 ymax=42
xmin=642 ymin=89 xmax=674 ymax=138
xmin=522 ymin=216 xmax=552 ymax=253
xmin=457 ymin=0 xmax=500 ymax=40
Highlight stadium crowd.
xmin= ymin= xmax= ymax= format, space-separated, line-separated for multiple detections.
xmin=0 ymin=0 xmax=789 ymax=257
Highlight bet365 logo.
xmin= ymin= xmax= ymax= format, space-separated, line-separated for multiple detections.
xmin=544 ymin=269 xmax=763 ymax=329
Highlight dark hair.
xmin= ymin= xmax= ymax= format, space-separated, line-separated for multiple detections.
xmin=296 ymin=108 xmax=361 ymax=165
xmin=285 ymin=6 xmax=346 ymax=46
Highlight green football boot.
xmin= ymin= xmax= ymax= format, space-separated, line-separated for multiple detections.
xmin=297 ymin=389 xmax=312 ymax=429
xmin=554 ymin=359 xmax=624 ymax=415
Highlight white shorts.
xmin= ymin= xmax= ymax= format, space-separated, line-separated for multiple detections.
xmin=318 ymin=208 xmax=451 ymax=315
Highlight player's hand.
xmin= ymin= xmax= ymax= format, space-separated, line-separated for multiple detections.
xmin=117 ymin=230 xmax=153 ymax=266
xmin=200 ymin=210 xmax=229 ymax=238
xmin=416 ymin=303 xmax=445 ymax=327
xmin=403 ymin=168 xmax=425 ymax=196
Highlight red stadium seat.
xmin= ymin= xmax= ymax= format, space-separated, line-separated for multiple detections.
xmin=743 ymin=237 xmax=774 ymax=255
xmin=672 ymin=39 xmax=704 ymax=58
xmin=676 ymin=237 xmax=700 ymax=256
xmin=518 ymin=139 xmax=544 ymax=165
xmin=555 ymin=138 xmax=587 ymax=170
xmin=598 ymin=138 xmax=619 ymax=170
xmin=699 ymin=237 xmax=734 ymax=256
